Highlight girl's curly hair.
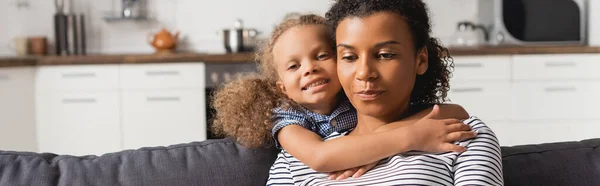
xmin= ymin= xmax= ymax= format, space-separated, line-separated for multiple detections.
xmin=325 ymin=0 xmax=454 ymax=105
xmin=211 ymin=14 xmax=329 ymax=148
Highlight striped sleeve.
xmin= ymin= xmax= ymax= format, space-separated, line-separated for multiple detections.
xmin=453 ymin=117 xmax=504 ymax=186
xmin=266 ymin=151 xmax=294 ymax=186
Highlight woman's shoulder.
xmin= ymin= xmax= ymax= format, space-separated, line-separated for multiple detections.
xmin=460 ymin=116 xmax=500 ymax=146
xmin=462 ymin=116 xmax=492 ymax=131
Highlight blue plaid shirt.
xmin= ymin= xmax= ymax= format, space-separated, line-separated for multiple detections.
xmin=271 ymin=99 xmax=357 ymax=149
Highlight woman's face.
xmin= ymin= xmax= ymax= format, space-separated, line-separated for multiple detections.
xmin=336 ymin=12 xmax=428 ymax=120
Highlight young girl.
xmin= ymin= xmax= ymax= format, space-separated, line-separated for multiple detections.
xmin=211 ymin=14 xmax=475 ymax=181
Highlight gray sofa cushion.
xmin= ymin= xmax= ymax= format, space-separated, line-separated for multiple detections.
xmin=501 ymin=138 xmax=600 ymax=186
xmin=0 ymin=138 xmax=279 ymax=186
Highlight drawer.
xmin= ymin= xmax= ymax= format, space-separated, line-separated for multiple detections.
xmin=35 ymin=91 xmax=121 ymax=155
xmin=447 ymin=82 xmax=511 ymax=120
xmin=36 ymin=65 xmax=120 ymax=91
xmin=450 ymin=55 xmax=511 ymax=81
xmin=121 ymin=89 xmax=207 ymax=149
xmin=513 ymin=54 xmax=600 ymax=80
xmin=490 ymin=120 xmax=600 ymax=146
xmin=120 ymin=63 xmax=205 ymax=89
xmin=512 ymin=82 xmax=600 ymax=120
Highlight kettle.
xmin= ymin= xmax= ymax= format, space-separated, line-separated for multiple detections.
xmin=148 ymin=28 xmax=179 ymax=54
xmin=449 ymin=21 xmax=489 ymax=47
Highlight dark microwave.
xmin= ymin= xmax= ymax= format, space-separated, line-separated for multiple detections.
xmin=478 ymin=0 xmax=587 ymax=46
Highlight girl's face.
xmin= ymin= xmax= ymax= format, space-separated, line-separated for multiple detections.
xmin=273 ymin=25 xmax=341 ymax=114
xmin=336 ymin=12 xmax=429 ymax=121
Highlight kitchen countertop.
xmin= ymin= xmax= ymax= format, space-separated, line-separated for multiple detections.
xmin=448 ymin=46 xmax=600 ymax=55
xmin=2 ymin=46 xmax=600 ymax=67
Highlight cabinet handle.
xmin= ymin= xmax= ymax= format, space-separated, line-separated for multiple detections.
xmin=0 ymin=74 xmax=8 ymax=81
xmin=147 ymin=96 xmax=180 ymax=102
xmin=455 ymin=63 xmax=483 ymax=68
xmin=544 ymin=62 xmax=577 ymax=67
xmin=452 ymin=87 xmax=484 ymax=93
xmin=62 ymin=98 xmax=97 ymax=103
xmin=145 ymin=71 xmax=180 ymax=76
xmin=544 ymin=86 xmax=577 ymax=92
xmin=62 ymin=72 xmax=96 ymax=78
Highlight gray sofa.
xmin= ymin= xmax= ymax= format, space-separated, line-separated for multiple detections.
xmin=1 ymin=138 xmax=600 ymax=186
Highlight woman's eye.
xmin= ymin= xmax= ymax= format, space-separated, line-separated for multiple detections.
xmin=341 ymin=55 xmax=358 ymax=62
xmin=378 ymin=53 xmax=396 ymax=59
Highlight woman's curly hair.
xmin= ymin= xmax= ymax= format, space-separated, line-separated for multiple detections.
xmin=211 ymin=14 xmax=329 ymax=148
xmin=325 ymin=0 xmax=454 ymax=105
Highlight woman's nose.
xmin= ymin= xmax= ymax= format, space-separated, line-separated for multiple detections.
xmin=355 ymin=57 xmax=378 ymax=81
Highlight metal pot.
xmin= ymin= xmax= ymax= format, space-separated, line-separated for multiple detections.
xmin=219 ymin=19 xmax=260 ymax=53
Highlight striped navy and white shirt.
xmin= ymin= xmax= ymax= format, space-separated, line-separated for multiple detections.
xmin=271 ymin=99 xmax=357 ymax=148
xmin=267 ymin=116 xmax=503 ymax=186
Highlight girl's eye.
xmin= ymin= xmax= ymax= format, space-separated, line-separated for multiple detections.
xmin=317 ymin=53 xmax=330 ymax=60
xmin=287 ymin=64 xmax=298 ymax=70
xmin=378 ymin=53 xmax=396 ymax=59
xmin=341 ymin=54 xmax=358 ymax=62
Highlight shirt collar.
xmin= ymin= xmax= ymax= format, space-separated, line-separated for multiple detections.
xmin=302 ymin=99 xmax=353 ymax=122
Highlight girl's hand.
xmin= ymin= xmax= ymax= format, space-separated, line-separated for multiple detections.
xmin=408 ymin=105 xmax=477 ymax=153
xmin=327 ymin=161 xmax=379 ymax=180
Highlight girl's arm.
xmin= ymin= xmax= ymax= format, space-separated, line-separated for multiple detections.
xmin=278 ymin=104 xmax=474 ymax=172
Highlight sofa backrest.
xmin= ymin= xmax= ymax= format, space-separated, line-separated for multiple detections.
xmin=2 ymin=138 xmax=600 ymax=186
xmin=501 ymin=138 xmax=600 ymax=186
xmin=0 ymin=138 xmax=279 ymax=186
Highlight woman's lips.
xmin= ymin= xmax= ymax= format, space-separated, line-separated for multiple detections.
xmin=355 ymin=90 xmax=385 ymax=100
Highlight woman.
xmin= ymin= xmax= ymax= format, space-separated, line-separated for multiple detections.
xmin=267 ymin=0 xmax=503 ymax=185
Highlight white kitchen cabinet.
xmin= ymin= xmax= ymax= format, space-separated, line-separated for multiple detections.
xmin=35 ymin=65 xmax=122 ymax=156
xmin=489 ymin=120 xmax=600 ymax=147
xmin=0 ymin=67 xmax=37 ymax=152
xmin=119 ymin=63 xmax=206 ymax=150
xmin=121 ymin=89 xmax=206 ymax=150
xmin=449 ymin=55 xmax=512 ymax=121
xmin=35 ymin=91 xmax=122 ymax=156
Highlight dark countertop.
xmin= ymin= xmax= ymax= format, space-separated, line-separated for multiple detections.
xmin=2 ymin=46 xmax=600 ymax=67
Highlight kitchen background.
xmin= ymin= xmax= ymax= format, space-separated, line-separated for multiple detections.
xmin=0 ymin=0 xmax=478 ymax=54
xmin=1 ymin=0 xmax=600 ymax=156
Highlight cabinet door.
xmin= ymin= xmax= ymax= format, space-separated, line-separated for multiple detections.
xmin=0 ymin=67 xmax=37 ymax=152
xmin=121 ymin=89 xmax=206 ymax=150
xmin=490 ymin=120 xmax=600 ymax=146
xmin=448 ymin=82 xmax=512 ymax=121
xmin=512 ymin=82 xmax=600 ymax=120
xmin=36 ymin=91 xmax=121 ymax=155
